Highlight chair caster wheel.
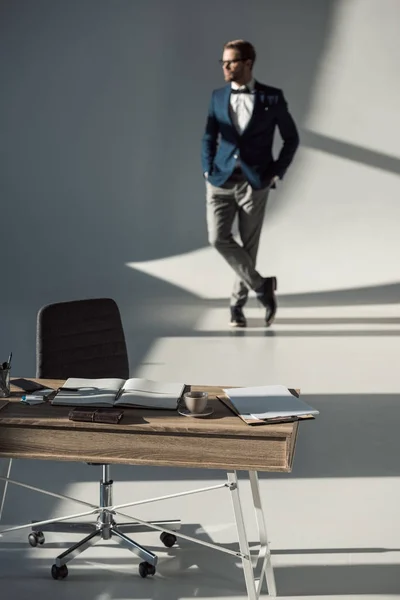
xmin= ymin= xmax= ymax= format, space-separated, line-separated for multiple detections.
xmin=139 ymin=561 xmax=156 ymax=578
xmin=28 ymin=531 xmax=45 ymax=547
xmin=51 ymin=564 xmax=68 ymax=580
xmin=160 ymin=531 xmax=177 ymax=547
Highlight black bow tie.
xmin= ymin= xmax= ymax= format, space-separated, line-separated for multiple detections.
xmin=231 ymin=87 xmax=252 ymax=94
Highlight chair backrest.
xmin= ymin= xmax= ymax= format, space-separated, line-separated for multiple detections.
xmin=36 ymin=298 xmax=129 ymax=379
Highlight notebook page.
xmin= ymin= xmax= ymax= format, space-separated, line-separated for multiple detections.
xmin=61 ymin=377 xmax=125 ymax=391
xmin=122 ymin=378 xmax=185 ymax=397
xmin=115 ymin=391 xmax=178 ymax=409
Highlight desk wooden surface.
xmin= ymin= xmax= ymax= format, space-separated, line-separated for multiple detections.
xmin=0 ymin=379 xmax=300 ymax=472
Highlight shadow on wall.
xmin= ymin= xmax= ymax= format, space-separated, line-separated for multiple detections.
xmin=0 ymin=0 xmax=337 ymax=372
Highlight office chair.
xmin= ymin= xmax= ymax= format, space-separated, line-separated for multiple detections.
xmin=29 ymin=298 xmax=178 ymax=580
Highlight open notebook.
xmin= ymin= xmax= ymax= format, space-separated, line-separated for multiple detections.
xmin=52 ymin=377 xmax=185 ymax=410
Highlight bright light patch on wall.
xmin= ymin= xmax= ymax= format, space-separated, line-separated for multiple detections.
xmin=126 ymin=246 xmax=231 ymax=299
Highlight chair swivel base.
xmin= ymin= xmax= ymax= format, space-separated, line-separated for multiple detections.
xmin=30 ymin=516 xmax=178 ymax=579
xmin=28 ymin=465 xmax=179 ymax=579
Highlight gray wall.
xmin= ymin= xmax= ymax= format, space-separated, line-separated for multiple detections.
xmin=2 ymin=0 xmax=399 ymax=374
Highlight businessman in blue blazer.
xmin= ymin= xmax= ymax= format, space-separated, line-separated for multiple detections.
xmin=202 ymin=40 xmax=299 ymax=327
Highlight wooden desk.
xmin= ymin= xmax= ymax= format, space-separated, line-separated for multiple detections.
xmin=0 ymin=379 xmax=298 ymax=472
xmin=0 ymin=379 xmax=304 ymax=599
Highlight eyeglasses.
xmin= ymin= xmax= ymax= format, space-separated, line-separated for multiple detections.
xmin=219 ymin=58 xmax=247 ymax=68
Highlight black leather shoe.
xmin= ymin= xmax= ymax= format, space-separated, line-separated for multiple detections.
xmin=256 ymin=277 xmax=278 ymax=326
xmin=230 ymin=306 xmax=247 ymax=327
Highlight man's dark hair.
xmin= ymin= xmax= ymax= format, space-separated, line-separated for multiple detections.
xmin=223 ymin=40 xmax=256 ymax=68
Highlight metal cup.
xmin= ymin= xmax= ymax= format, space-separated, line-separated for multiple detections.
xmin=183 ymin=391 xmax=208 ymax=414
xmin=0 ymin=368 xmax=11 ymax=398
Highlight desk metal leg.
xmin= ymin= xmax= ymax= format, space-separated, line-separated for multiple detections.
xmin=0 ymin=459 xmax=12 ymax=523
xmin=227 ymin=471 xmax=276 ymax=599
xmin=249 ymin=471 xmax=276 ymax=597
xmin=228 ymin=471 xmax=257 ymax=600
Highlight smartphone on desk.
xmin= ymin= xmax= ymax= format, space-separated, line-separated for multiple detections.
xmin=11 ymin=378 xmax=54 ymax=393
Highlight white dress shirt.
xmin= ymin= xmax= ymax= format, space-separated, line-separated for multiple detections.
xmin=229 ymin=78 xmax=256 ymax=134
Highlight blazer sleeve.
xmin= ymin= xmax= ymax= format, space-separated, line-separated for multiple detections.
xmin=273 ymin=91 xmax=300 ymax=179
xmin=201 ymin=91 xmax=219 ymax=174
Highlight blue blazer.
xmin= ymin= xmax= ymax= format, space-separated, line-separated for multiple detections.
xmin=201 ymin=81 xmax=299 ymax=189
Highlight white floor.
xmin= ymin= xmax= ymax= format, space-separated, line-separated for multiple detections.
xmin=1 ymin=301 xmax=400 ymax=599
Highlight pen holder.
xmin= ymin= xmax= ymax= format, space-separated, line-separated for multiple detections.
xmin=0 ymin=367 xmax=11 ymax=398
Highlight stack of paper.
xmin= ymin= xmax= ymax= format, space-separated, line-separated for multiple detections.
xmin=222 ymin=385 xmax=319 ymax=423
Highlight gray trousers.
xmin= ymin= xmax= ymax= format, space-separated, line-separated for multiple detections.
xmin=206 ymin=170 xmax=269 ymax=307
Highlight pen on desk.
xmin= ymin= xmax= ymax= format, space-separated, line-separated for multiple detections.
xmin=7 ymin=352 xmax=12 ymax=369
xmin=21 ymin=395 xmax=46 ymax=402
xmin=114 ymin=388 xmax=123 ymax=402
